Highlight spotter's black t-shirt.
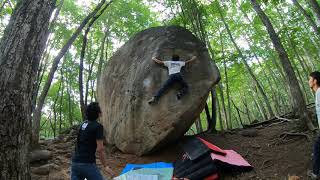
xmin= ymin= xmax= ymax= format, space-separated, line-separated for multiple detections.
xmin=72 ymin=120 xmax=104 ymax=163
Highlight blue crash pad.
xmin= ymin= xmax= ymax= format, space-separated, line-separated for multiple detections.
xmin=121 ymin=162 xmax=173 ymax=174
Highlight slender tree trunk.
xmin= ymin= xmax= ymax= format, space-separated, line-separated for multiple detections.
xmin=32 ymin=0 xmax=113 ymax=145
xmin=217 ymin=1 xmax=274 ymax=119
xmin=251 ymin=0 xmax=315 ymax=130
xmin=91 ymin=79 xmax=96 ymax=102
xmin=302 ymin=47 xmax=317 ymax=70
xmin=216 ymin=94 xmax=224 ymax=131
xmin=307 ymin=0 xmax=320 ymax=23
xmin=275 ymin=6 xmax=310 ymax=79
xmin=80 ymin=0 xmax=111 ymax=120
xmin=275 ymin=6 xmax=314 ymax=102
xmin=198 ymin=117 xmax=203 ymax=133
xmin=85 ymin=48 xmax=99 ymax=106
xmin=79 ymin=31 xmax=89 ymax=120
xmin=48 ymin=110 xmax=55 ymax=137
xmin=239 ymin=2 xmax=288 ymax=81
xmin=97 ymin=31 xmax=108 ymax=80
xmin=239 ymin=3 xmax=295 ymax=111
xmin=224 ymin=61 xmax=232 ymax=125
xmin=252 ymin=95 xmax=264 ymax=120
xmin=217 ymin=86 xmax=229 ymax=129
xmin=240 ymin=94 xmax=252 ymax=124
xmin=0 ymin=0 xmax=55 ymax=179
xmin=252 ymin=84 xmax=268 ymax=120
xmin=231 ymin=99 xmax=243 ymax=127
xmin=219 ymin=32 xmax=232 ymax=126
xmin=204 ymin=103 xmax=211 ymax=130
xmin=67 ymin=70 xmax=73 ymax=127
xmin=59 ymin=68 xmax=64 ymax=134
xmin=217 ymin=84 xmax=229 ymax=128
xmin=195 ymin=116 xmax=203 ymax=133
xmin=292 ymin=0 xmax=320 ymax=36
xmin=243 ymin=33 xmax=280 ymax=114
xmin=52 ymin=76 xmax=62 ymax=138
xmin=209 ymin=89 xmax=217 ymax=132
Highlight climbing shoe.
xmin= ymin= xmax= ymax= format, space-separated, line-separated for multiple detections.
xmin=148 ymin=97 xmax=158 ymax=104
xmin=307 ymin=170 xmax=319 ymax=179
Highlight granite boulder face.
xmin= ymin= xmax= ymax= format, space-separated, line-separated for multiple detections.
xmin=97 ymin=26 xmax=220 ymax=155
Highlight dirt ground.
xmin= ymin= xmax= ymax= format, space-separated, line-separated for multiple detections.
xmin=32 ymin=119 xmax=316 ymax=180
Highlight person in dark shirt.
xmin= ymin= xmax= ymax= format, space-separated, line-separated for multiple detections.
xmin=71 ymin=102 xmax=115 ymax=180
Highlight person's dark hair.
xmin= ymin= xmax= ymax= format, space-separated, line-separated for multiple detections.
xmin=86 ymin=102 xmax=101 ymax=121
xmin=172 ymin=54 xmax=180 ymax=61
xmin=310 ymin=71 xmax=320 ymax=86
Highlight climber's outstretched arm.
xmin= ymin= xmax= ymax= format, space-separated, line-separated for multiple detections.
xmin=152 ymin=57 xmax=164 ymax=65
xmin=185 ymin=56 xmax=197 ymax=64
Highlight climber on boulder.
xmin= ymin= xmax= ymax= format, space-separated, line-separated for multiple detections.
xmin=148 ymin=54 xmax=197 ymax=104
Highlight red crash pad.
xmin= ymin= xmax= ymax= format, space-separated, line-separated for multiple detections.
xmin=197 ymin=137 xmax=227 ymax=155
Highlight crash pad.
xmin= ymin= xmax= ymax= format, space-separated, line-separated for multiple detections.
xmin=121 ymin=162 xmax=173 ymax=174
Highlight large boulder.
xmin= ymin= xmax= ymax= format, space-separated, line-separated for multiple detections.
xmin=97 ymin=26 xmax=220 ymax=155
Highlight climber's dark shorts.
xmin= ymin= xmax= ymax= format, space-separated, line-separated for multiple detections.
xmin=155 ymin=73 xmax=189 ymax=99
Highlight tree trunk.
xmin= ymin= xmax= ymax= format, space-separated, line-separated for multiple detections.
xmin=307 ymin=0 xmax=320 ymax=23
xmin=59 ymin=68 xmax=64 ymax=134
xmin=252 ymin=84 xmax=268 ymax=120
xmin=302 ymin=47 xmax=317 ymax=71
xmin=292 ymin=0 xmax=320 ymax=36
xmin=239 ymin=2 xmax=294 ymax=108
xmin=217 ymin=83 xmax=229 ymax=129
xmin=243 ymin=33 xmax=281 ymax=114
xmin=275 ymin=6 xmax=314 ymax=102
xmin=275 ymin=6 xmax=311 ymax=79
xmin=209 ymin=89 xmax=217 ymax=132
xmin=32 ymin=0 xmax=113 ymax=145
xmin=32 ymin=0 xmax=63 ymax=113
xmin=97 ymin=31 xmax=109 ymax=80
xmin=194 ymin=116 xmax=201 ymax=133
xmin=204 ymin=103 xmax=211 ymax=131
xmin=251 ymin=0 xmax=315 ymax=130
xmin=52 ymin=76 xmax=62 ymax=138
xmin=231 ymin=99 xmax=244 ymax=127
xmin=79 ymin=4 xmax=108 ymax=120
xmin=240 ymin=94 xmax=252 ymax=124
xmin=219 ymin=31 xmax=232 ymax=126
xmin=217 ymin=1 xmax=274 ymax=119
xmin=79 ymin=31 xmax=89 ymax=120
xmin=252 ymin=94 xmax=264 ymax=120
xmin=0 ymin=0 xmax=55 ymax=179
xmin=242 ymin=1 xmax=296 ymax=115
xmin=216 ymin=93 xmax=224 ymax=131
xmin=85 ymin=48 xmax=99 ymax=107
xmin=67 ymin=70 xmax=73 ymax=127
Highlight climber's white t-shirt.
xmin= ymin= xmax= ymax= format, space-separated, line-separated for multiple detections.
xmin=316 ymin=88 xmax=320 ymax=127
xmin=163 ymin=61 xmax=185 ymax=75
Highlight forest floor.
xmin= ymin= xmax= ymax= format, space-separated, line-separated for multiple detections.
xmin=31 ymin=117 xmax=316 ymax=180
